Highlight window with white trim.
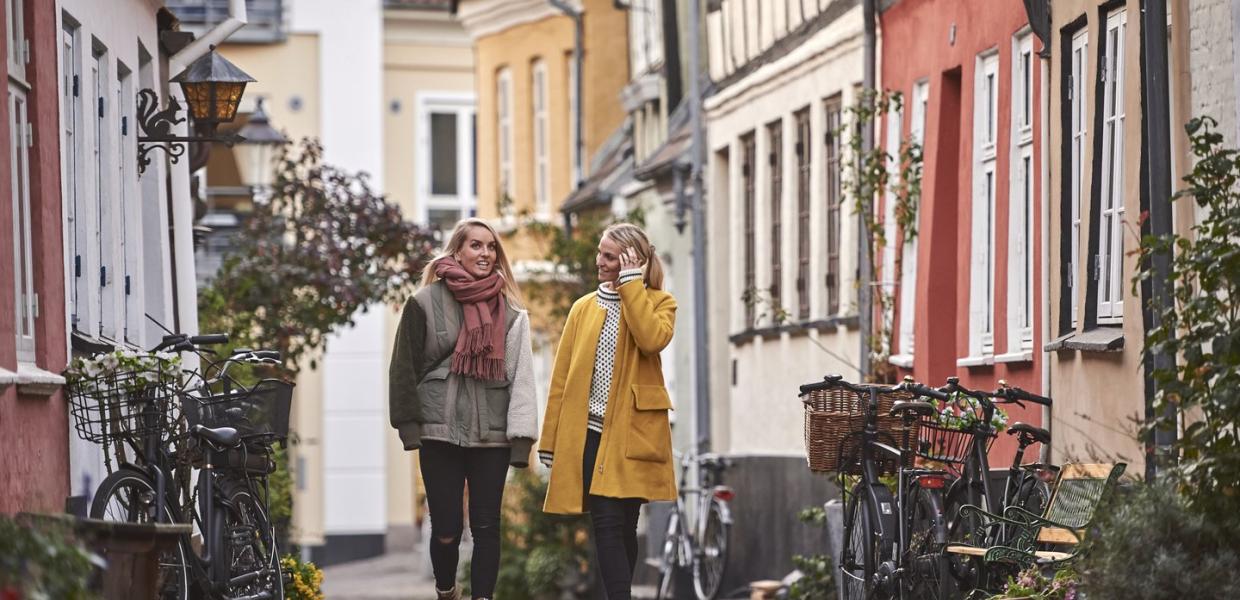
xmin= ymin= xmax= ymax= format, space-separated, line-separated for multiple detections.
xmin=1097 ymin=9 xmax=1126 ymax=324
xmin=8 ymin=0 xmax=35 ymax=362
xmin=1069 ymin=30 xmax=1088 ymax=328
xmin=566 ymin=51 xmax=578 ymax=184
xmin=1007 ymin=32 xmax=1034 ymax=354
xmin=968 ymin=51 xmax=999 ymax=360
xmin=496 ymin=67 xmax=513 ymax=215
xmin=823 ymin=95 xmax=843 ymax=316
xmin=532 ymin=59 xmax=550 ymax=218
xmin=117 ymin=61 xmax=142 ymax=344
xmin=794 ymin=107 xmax=811 ymax=321
xmin=767 ymin=119 xmax=782 ymax=314
xmin=741 ymin=132 xmax=756 ymax=328
xmin=896 ymin=80 xmax=928 ymax=363
xmin=420 ymin=94 xmax=477 ymax=236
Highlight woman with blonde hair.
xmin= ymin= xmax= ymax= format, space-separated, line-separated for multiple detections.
xmin=389 ymin=218 xmax=537 ymax=600
xmin=538 ymin=222 xmax=676 ymax=600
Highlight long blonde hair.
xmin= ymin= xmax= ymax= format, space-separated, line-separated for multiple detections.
xmin=421 ymin=218 xmax=526 ymax=308
xmin=602 ymin=222 xmax=665 ymax=290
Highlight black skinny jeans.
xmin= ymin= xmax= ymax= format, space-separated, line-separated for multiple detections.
xmin=420 ymin=440 xmax=510 ymax=598
xmin=583 ymin=429 xmax=643 ymax=600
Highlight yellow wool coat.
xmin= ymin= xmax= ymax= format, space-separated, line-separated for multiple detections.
xmin=539 ymin=278 xmax=677 ymax=514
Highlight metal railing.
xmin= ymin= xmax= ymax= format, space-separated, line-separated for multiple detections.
xmin=166 ymin=0 xmax=285 ymax=44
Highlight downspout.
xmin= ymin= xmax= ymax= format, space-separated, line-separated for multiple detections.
xmin=1039 ymin=52 xmax=1052 ymax=463
xmin=165 ymin=0 xmax=247 ymax=340
xmin=549 ymin=0 xmax=585 ymax=188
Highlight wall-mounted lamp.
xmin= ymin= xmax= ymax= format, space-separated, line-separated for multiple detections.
xmin=234 ymin=97 xmax=288 ymax=191
xmin=137 ymin=47 xmax=255 ymax=174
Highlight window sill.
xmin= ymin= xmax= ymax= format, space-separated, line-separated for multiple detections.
xmin=994 ymin=350 xmax=1034 ymax=364
xmin=1043 ymin=328 xmax=1124 ymax=353
xmin=956 ymin=355 xmax=995 ymax=368
xmin=728 ymin=314 xmax=860 ymax=345
xmin=889 ymin=354 xmax=914 ymax=368
xmin=0 ymin=367 xmax=18 ymax=392
xmin=15 ymin=363 xmax=66 ymax=397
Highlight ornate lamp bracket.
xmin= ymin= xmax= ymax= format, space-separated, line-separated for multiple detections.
xmin=136 ymin=89 xmax=243 ymax=175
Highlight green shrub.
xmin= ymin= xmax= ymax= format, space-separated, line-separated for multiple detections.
xmin=786 ymin=506 xmax=836 ymax=600
xmin=0 ymin=515 xmax=98 ymax=599
xmin=281 ymin=554 xmax=324 ymax=600
xmin=1080 ymin=481 xmax=1240 ymax=599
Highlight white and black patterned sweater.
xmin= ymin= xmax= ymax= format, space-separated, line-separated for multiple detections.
xmin=539 ymin=268 xmax=643 ymax=469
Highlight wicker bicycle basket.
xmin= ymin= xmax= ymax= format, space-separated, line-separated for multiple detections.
xmin=184 ymin=379 xmax=294 ymax=441
xmin=802 ymin=384 xmax=920 ymax=475
xmin=66 ymin=359 xmax=181 ymax=445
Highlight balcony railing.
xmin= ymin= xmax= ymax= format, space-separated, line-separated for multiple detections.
xmin=166 ymin=0 xmax=286 ymax=44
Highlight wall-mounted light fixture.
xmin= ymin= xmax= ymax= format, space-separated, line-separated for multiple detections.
xmin=137 ymin=47 xmax=255 ymax=174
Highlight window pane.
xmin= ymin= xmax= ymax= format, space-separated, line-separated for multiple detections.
xmin=428 ymin=208 xmax=461 ymax=237
xmin=431 ymin=112 xmax=458 ymax=196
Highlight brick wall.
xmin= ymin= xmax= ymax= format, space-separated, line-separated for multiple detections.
xmin=1189 ymin=0 xmax=1240 ymax=143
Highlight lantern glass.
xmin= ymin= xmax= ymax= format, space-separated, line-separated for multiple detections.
xmin=213 ymin=82 xmax=247 ymax=121
xmin=181 ymin=81 xmax=214 ymax=120
xmin=235 ymin=141 xmax=276 ymax=190
xmin=179 ymin=81 xmax=247 ymax=123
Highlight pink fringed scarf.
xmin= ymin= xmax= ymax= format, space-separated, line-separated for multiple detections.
xmin=435 ymin=257 xmax=507 ymax=381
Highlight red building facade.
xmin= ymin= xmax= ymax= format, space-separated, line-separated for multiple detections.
xmin=881 ymin=0 xmax=1047 ymax=459
xmin=0 ymin=0 xmax=70 ymax=514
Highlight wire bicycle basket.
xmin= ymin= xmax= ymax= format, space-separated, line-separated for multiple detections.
xmin=802 ymin=383 xmax=919 ymax=475
xmin=184 ymin=378 xmax=294 ymax=442
xmin=66 ymin=352 xmax=183 ymax=446
xmin=914 ymin=394 xmax=1002 ymax=467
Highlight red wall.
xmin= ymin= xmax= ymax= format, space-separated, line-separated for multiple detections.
xmin=881 ymin=0 xmax=1046 ymax=461
xmin=0 ymin=0 xmax=70 ymax=514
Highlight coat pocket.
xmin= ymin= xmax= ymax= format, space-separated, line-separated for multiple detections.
xmin=483 ymin=379 xmax=511 ymax=432
xmin=626 ymin=384 xmax=673 ymax=463
xmin=416 ymin=367 xmax=451 ymax=424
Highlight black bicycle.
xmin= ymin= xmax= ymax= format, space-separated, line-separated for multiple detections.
xmin=800 ymin=375 xmax=950 ymax=600
xmin=68 ymin=333 xmax=292 ymax=600
xmin=934 ymin=377 xmax=1056 ymax=592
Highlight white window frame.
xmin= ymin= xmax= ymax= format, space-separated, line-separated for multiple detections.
xmin=1097 ymin=9 xmax=1126 ymax=324
xmin=531 ymin=59 xmax=550 ymax=219
xmin=1069 ymin=30 xmax=1088 ymax=328
xmin=964 ymin=51 xmax=1000 ymax=365
xmin=1003 ymin=32 xmax=1035 ymax=359
xmin=496 ymin=68 xmax=513 ymax=217
xmin=893 ymin=80 xmax=928 ymax=367
xmin=10 ymin=80 xmax=36 ymax=363
xmin=7 ymin=0 xmax=26 ymax=84
xmin=92 ymin=44 xmax=119 ymax=341
xmin=416 ymin=92 xmax=477 ymax=234
xmin=117 ymin=61 xmax=142 ymax=344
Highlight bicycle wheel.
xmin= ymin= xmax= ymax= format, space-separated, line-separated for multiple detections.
xmin=218 ymin=483 xmax=284 ymax=599
xmin=90 ymin=469 xmax=191 ymax=600
xmin=1013 ymin=476 xmax=1051 ymax=518
xmin=904 ymin=483 xmax=947 ymax=600
xmin=942 ymin=480 xmax=982 ymax=589
xmin=693 ymin=499 xmax=730 ymax=600
xmin=656 ymin=510 xmax=683 ymax=600
xmin=840 ymin=486 xmax=879 ymax=600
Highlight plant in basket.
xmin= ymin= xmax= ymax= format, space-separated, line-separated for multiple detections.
xmin=64 ymin=349 xmax=182 ymax=394
xmin=929 ymin=392 xmax=1008 ymax=432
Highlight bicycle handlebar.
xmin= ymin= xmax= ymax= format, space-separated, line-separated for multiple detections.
xmin=997 ymin=380 xmax=1053 ymax=406
xmin=798 ymin=374 xmax=948 ymax=401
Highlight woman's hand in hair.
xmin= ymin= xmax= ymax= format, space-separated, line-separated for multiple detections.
xmin=619 ymin=246 xmax=646 ymax=272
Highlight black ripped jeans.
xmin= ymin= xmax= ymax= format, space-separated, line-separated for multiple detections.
xmin=420 ymin=440 xmax=510 ymax=597
xmin=583 ymin=429 xmax=643 ymax=600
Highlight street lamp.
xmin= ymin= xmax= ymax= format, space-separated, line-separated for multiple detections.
xmin=234 ymin=97 xmax=287 ymax=193
xmin=137 ymin=47 xmax=256 ymax=174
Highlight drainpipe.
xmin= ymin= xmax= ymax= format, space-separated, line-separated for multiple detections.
xmin=1141 ymin=0 xmax=1176 ymax=480
xmin=686 ymin=0 xmax=710 ymax=455
xmin=549 ymin=0 xmax=585 ymax=188
xmin=858 ymin=0 xmax=876 ymax=379
xmin=1039 ymin=53 xmax=1052 ymax=463
xmin=165 ymin=0 xmax=247 ymax=342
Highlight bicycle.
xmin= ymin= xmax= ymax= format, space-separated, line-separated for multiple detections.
xmin=800 ymin=374 xmax=951 ymax=600
xmin=68 ymin=332 xmax=292 ymax=600
xmin=934 ymin=377 xmax=1056 ymax=592
xmin=655 ymin=449 xmax=734 ymax=600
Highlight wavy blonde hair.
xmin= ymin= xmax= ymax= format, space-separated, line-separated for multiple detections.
xmin=420 ymin=218 xmax=526 ymax=308
xmin=602 ymin=222 xmax=665 ymax=290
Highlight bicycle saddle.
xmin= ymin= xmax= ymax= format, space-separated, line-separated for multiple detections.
xmin=1006 ymin=422 xmax=1051 ymax=444
xmin=194 ymin=424 xmax=241 ymax=448
xmin=890 ymin=401 xmax=936 ymax=418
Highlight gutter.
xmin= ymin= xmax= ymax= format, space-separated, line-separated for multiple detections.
xmin=548 ymin=0 xmax=584 ymax=187
xmin=166 ymin=0 xmax=248 ymax=341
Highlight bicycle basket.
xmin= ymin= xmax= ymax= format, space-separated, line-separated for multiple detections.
xmin=914 ymin=396 xmax=998 ymax=465
xmin=802 ymin=384 xmax=919 ymax=475
xmin=185 ymin=379 xmax=293 ymax=441
xmin=66 ymin=356 xmax=181 ymax=444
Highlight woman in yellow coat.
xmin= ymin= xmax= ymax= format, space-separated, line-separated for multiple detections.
xmin=538 ymin=223 xmax=676 ymax=600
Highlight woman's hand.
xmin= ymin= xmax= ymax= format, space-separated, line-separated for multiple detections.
xmin=619 ymin=246 xmax=645 ymax=272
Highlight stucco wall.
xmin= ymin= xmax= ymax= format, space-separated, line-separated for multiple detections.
xmin=705 ymin=7 xmax=866 ymax=456
xmin=1189 ymin=0 xmax=1240 ymax=144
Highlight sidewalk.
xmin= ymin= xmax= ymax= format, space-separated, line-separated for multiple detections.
xmin=321 ymin=550 xmax=439 ymax=600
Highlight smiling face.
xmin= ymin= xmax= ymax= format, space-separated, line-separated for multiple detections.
xmin=596 ymin=235 xmax=623 ymax=285
xmin=455 ymin=225 xmax=497 ymax=279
